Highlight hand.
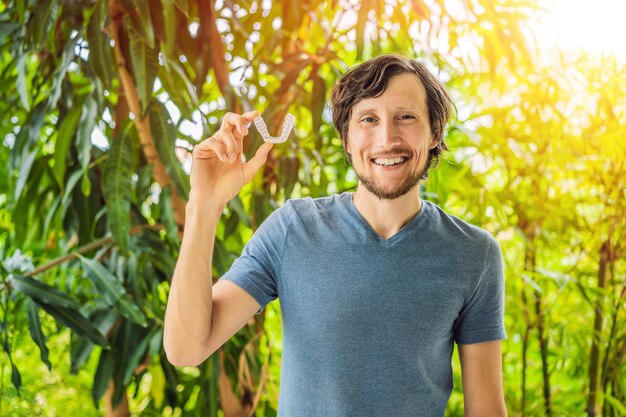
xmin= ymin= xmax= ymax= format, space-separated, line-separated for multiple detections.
xmin=189 ymin=110 xmax=273 ymax=207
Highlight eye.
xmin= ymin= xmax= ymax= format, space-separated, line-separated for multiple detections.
xmin=398 ymin=114 xmax=415 ymax=120
xmin=360 ymin=116 xmax=377 ymax=123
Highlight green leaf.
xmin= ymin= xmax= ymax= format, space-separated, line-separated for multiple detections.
xmin=280 ymin=156 xmax=300 ymax=200
xmin=134 ymin=163 xmax=154 ymax=204
xmin=47 ymin=38 xmax=78 ymax=111
xmin=119 ymin=0 xmax=155 ymax=48
xmin=0 ymin=322 xmax=22 ymax=393
xmin=62 ymin=169 xmax=84 ymax=207
xmin=128 ymin=23 xmax=159 ymax=114
xmin=36 ymin=301 xmax=109 ymax=347
xmin=87 ymin=0 xmax=113 ymax=89
xmin=27 ymin=299 xmax=52 ymax=371
xmin=149 ymin=359 xmax=165 ymax=408
xmin=13 ymin=145 xmax=37 ymax=203
xmin=16 ymin=0 xmax=26 ymax=23
xmin=604 ymin=393 xmax=626 ymax=415
xmin=30 ymin=0 xmax=59 ymax=50
xmin=161 ymin=0 xmax=176 ymax=56
xmin=54 ymin=95 xmax=86 ymax=186
xmin=81 ymin=171 xmax=91 ymax=196
xmin=163 ymin=55 xmax=198 ymax=105
xmin=148 ymin=99 xmax=190 ymax=201
xmin=71 ymin=308 xmax=119 ymax=374
xmin=10 ymin=275 xmax=82 ymax=310
xmin=149 ymin=0 xmax=166 ymax=43
xmin=92 ymin=348 xmax=113 ymax=406
xmin=76 ymin=95 xmax=97 ymax=170
xmin=159 ymin=186 xmax=180 ymax=244
xmin=228 ymin=195 xmax=251 ymax=228
xmin=11 ymin=101 xmax=46 ymax=169
xmin=0 ymin=22 xmax=21 ymax=39
xmin=103 ymin=130 xmax=133 ymax=252
xmin=15 ymin=54 xmax=29 ymax=110
xmin=311 ymin=73 xmax=326 ymax=134
xmin=115 ymin=321 xmax=153 ymax=386
xmin=78 ymin=255 xmax=148 ymax=327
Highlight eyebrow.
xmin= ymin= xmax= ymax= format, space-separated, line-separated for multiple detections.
xmin=354 ymin=107 xmax=423 ymax=119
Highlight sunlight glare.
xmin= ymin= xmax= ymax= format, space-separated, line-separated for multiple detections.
xmin=542 ymin=0 xmax=626 ymax=60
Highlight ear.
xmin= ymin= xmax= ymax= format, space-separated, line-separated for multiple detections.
xmin=429 ymin=136 xmax=438 ymax=150
xmin=345 ymin=138 xmax=352 ymax=154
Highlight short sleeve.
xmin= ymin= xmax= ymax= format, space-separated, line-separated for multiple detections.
xmin=218 ymin=201 xmax=293 ymax=314
xmin=453 ymin=235 xmax=507 ymax=344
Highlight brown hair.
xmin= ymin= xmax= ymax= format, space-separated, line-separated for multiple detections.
xmin=329 ymin=54 xmax=454 ymax=177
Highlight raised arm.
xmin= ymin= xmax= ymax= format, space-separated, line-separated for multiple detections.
xmin=163 ymin=111 xmax=273 ymax=366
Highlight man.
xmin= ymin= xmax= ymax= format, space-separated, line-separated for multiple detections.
xmin=164 ymin=55 xmax=508 ymax=416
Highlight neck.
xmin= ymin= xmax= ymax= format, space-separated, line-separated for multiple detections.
xmin=352 ymin=185 xmax=422 ymax=240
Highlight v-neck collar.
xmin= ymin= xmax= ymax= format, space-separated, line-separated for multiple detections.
xmin=341 ymin=191 xmax=429 ymax=246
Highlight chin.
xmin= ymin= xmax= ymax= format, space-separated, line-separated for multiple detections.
xmin=358 ymin=175 xmax=421 ymax=200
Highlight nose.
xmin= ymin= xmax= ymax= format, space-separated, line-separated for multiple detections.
xmin=377 ymin=118 xmax=402 ymax=149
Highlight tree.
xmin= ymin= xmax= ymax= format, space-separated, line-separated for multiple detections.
xmin=13 ymin=1 xmax=622 ymax=416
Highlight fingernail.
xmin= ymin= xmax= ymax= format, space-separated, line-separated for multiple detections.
xmin=222 ymin=153 xmax=228 ymax=160
xmin=230 ymin=154 xmax=235 ymax=162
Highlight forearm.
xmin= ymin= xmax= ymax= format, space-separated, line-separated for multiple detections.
xmin=163 ymin=200 xmax=224 ymax=365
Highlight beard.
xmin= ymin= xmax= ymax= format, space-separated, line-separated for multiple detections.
xmin=353 ymin=159 xmax=428 ymax=200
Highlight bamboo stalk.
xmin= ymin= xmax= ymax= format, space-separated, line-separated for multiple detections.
xmin=526 ymin=234 xmax=552 ymax=416
xmin=521 ymin=287 xmax=529 ymax=417
xmin=586 ymin=241 xmax=610 ymax=417
xmin=534 ymin=289 xmax=552 ymax=417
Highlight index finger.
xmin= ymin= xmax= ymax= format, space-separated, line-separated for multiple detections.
xmin=221 ymin=111 xmax=260 ymax=136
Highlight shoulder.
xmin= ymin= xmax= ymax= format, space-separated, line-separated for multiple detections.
xmin=287 ymin=193 xmax=342 ymax=210
xmin=285 ymin=193 xmax=344 ymax=222
xmin=424 ymin=200 xmax=497 ymax=250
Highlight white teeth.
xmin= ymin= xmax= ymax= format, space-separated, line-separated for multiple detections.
xmin=373 ymin=157 xmax=406 ymax=166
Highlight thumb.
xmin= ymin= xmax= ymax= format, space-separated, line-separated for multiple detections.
xmin=242 ymin=142 xmax=273 ymax=182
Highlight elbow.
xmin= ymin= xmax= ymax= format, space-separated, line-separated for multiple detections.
xmin=164 ymin=344 xmax=208 ymax=367
xmin=163 ymin=335 xmax=211 ymax=367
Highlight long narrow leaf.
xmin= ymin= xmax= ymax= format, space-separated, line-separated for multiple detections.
xmin=86 ymin=0 xmax=112 ymax=89
xmin=37 ymin=301 xmax=109 ymax=346
xmin=119 ymin=0 xmax=155 ymax=48
xmin=129 ymin=22 xmax=159 ymax=113
xmin=149 ymin=99 xmax=190 ymax=201
xmin=76 ymin=95 xmax=97 ymax=171
xmin=47 ymin=38 xmax=77 ymax=110
xmin=0 ymin=322 xmax=22 ymax=392
xmin=27 ymin=300 xmax=52 ymax=370
xmin=92 ymin=348 xmax=113 ymax=406
xmin=71 ymin=309 xmax=119 ymax=374
xmin=78 ymin=255 xmax=148 ymax=327
xmin=103 ymin=130 xmax=133 ymax=252
xmin=16 ymin=54 xmax=29 ymax=110
xmin=159 ymin=186 xmax=179 ymax=246
xmin=11 ymin=275 xmax=82 ymax=310
xmin=30 ymin=0 xmax=59 ymax=50
xmin=54 ymin=95 xmax=85 ymax=185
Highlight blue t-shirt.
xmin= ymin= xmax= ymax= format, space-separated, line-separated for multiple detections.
xmin=219 ymin=192 xmax=506 ymax=416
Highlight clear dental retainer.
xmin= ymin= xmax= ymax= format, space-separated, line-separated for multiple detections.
xmin=253 ymin=113 xmax=295 ymax=143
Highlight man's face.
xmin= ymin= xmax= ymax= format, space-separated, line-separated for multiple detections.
xmin=346 ymin=72 xmax=438 ymax=200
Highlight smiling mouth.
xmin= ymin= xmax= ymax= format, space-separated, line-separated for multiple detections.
xmin=371 ymin=156 xmax=409 ymax=167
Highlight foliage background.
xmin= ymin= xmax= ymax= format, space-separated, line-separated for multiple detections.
xmin=0 ymin=0 xmax=625 ymax=416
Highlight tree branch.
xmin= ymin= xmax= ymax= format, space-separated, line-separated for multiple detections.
xmin=25 ymin=224 xmax=164 ymax=278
